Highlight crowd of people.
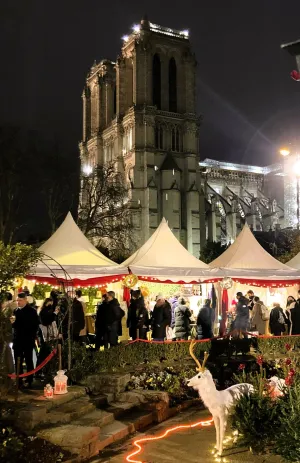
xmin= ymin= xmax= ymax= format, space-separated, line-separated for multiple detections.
xmin=230 ymin=289 xmax=300 ymax=336
xmin=94 ymin=289 xmax=215 ymax=344
xmin=2 ymin=284 xmax=300 ymax=389
xmin=1 ymin=288 xmax=103 ymax=389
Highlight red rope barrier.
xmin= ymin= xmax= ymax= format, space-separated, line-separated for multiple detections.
xmin=8 ymin=349 xmax=57 ymax=379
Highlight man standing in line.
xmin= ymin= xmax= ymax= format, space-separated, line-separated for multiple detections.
xmin=12 ymin=292 xmax=39 ymax=388
xmin=105 ymin=291 xmax=125 ymax=347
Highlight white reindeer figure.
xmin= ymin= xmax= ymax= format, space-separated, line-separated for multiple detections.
xmin=187 ymin=341 xmax=254 ymax=456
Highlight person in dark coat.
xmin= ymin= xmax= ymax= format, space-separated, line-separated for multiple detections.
xmin=269 ymin=303 xmax=287 ymax=336
xmin=105 ymin=291 xmax=125 ymax=347
xmin=37 ymin=298 xmax=59 ymax=367
xmin=127 ymin=290 xmax=142 ymax=340
xmin=246 ymin=290 xmax=255 ymax=311
xmin=291 ymin=291 xmax=300 ymax=335
xmin=136 ymin=298 xmax=150 ymax=340
xmin=95 ymin=294 xmax=108 ymax=349
xmin=174 ymin=297 xmax=192 ymax=340
xmin=71 ymin=297 xmax=85 ymax=343
xmin=12 ymin=293 xmax=39 ymax=388
xmin=197 ymin=299 xmax=213 ymax=339
xmin=151 ymin=296 xmax=171 ymax=341
xmin=233 ymin=292 xmax=250 ymax=332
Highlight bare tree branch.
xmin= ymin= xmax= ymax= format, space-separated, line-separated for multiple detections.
xmin=78 ymin=163 xmax=135 ymax=260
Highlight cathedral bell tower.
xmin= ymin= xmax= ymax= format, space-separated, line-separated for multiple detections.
xmin=80 ymin=16 xmax=203 ymax=256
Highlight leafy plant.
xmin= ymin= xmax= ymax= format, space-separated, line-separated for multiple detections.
xmin=231 ymin=392 xmax=282 ymax=453
xmin=31 ymin=283 xmax=53 ymax=301
xmin=0 ymin=242 xmax=41 ymax=294
xmin=273 ymin=381 xmax=300 ymax=461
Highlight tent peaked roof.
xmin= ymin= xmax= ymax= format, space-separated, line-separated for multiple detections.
xmin=39 ymin=212 xmax=116 ymax=266
xmin=287 ymin=252 xmax=300 ymax=269
xmin=210 ymin=223 xmax=291 ymax=270
xmin=122 ymin=218 xmax=208 ymax=269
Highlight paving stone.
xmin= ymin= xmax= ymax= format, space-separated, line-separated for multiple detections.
xmin=73 ymin=409 xmax=114 ymax=428
xmin=37 ymin=424 xmax=100 ymax=456
xmin=31 ymin=386 xmax=87 ymax=411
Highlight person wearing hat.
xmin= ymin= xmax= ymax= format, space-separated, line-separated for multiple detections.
xmin=12 ymin=292 xmax=39 ymax=388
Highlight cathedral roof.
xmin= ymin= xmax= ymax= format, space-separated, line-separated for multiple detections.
xmin=209 ymin=223 xmax=292 ymax=270
xmin=160 ymin=153 xmax=181 ymax=172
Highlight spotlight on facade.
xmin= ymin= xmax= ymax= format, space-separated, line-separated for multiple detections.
xmin=280 ymin=148 xmax=290 ymax=156
xmin=122 ymin=35 xmax=129 ymax=42
xmin=133 ymin=24 xmax=140 ymax=33
xmin=82 ymin=164 xmax=93 ymax=176
xmin=181 ymin=30 xmax=189 ymax=37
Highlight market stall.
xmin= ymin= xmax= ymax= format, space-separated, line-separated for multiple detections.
xmin=207 ymin=224 xmax=300 ymax=334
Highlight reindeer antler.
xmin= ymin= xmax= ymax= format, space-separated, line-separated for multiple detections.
xmin=189 ymin=340 xmax=202 ymax=372
xmin=189 ymin=341 xmax=210 ymax=372
xmin=202 ymin=351 xmax=209 ymax=371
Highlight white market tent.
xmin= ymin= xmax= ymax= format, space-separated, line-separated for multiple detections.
xmin=287 ymin=253 xmax=300 ymax=270
xmin=31 ymin=212 xmax=123 ymax=280
xmin=209 ymin=223 xmax=300 ymax=281
xmin=121 ymin=218 xmax=209 ymax=281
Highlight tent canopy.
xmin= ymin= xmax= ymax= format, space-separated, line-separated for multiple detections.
xmin=210 ymin=224 xmax=293 ymax=271
xmin=287 ymin=252 xmax=300 ymax=269
xmin=30 ymin=212 xmax=126 ymax=279
xmin=38 ymin=212 xmax=116 ymax=266
xmin=121 ymin=218 xmax=209 ymax=278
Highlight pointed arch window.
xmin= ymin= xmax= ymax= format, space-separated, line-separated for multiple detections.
xmin=155 ymin=125 xmax=164 ymax=149
xmin=171 ymin=126 xmax=182 ymax=152
xmin=169 ymin=57 xmax=177 ymax=112
xmin=152 ymin=54 xmax=161 ymax=109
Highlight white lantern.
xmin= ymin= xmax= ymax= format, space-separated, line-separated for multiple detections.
xmin=54 ymin=370 xmax=68 ymax=395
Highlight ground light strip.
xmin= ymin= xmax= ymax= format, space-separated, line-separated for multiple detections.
xmin=125 ymin=417 xmax=214 ymax=463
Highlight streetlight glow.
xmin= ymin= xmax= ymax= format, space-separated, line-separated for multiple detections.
xmin=82 ymin=164 xmax=93 ymax=176
xmin=280 ymin=148 xmax=290 ymax=156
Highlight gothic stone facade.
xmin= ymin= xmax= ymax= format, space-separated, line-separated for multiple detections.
xmin=79 ymin=17 xmax=285 ymax=256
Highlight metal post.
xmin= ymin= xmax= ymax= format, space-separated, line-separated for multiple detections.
xmin=297 ymin=177 xmax=300 ymax=230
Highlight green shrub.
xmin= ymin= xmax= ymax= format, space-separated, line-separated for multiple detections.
xmin=273 ymin=380 xmax=300 ymax=462
xmin=231 ymin=392 xmax=282 ymax=453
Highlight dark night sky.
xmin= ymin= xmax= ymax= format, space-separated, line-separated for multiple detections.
xmin=1 ymin=0 xmax=300 ymax=167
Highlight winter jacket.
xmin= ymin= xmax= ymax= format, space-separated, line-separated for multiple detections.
xmin=251 ymin=301 xmax=268 ymax=335
xmin=106 ymin=298 xmax=125 ymax=332
xmin=151 ymin=301 xmax=172 ymax=339
xmin=95 ymin=302 xmax=107 ymax=339
xmin=169 ymin=297 xmax=178 ymax=328
xmin=270 ymin=306 xmax=287 ymax=336
xmin=291 ymin=300 xmax=300 ymax=335
xmin=233 ymin=296 xmax=250 ymax=332
xmin=13 ymin=304 xmax=39 ymax=347
xmin=137 ymin=306 xmax=150 ymax=330
xmin=197 ymin=304 xmax=213 ymax=339
xmin=40 ymin=306 xmax=56 ymax=327
xmin=71 ymin=299 xmax=85 ymax=336
xmin=174 ymin=304 xmax=191 ymax=339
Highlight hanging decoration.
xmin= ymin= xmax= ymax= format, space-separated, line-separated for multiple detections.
xmin=220 ymin=277 xmax=233 ymax=289
xmin=123 ymin=274 xmax=139 ymax=288
xmin=140 ymin=286 xmax=150 ymax=297
xmin=291 ymin=70 xmax=300 ymax=81
xmin=14 ymin=277 xmax=24 ymax=289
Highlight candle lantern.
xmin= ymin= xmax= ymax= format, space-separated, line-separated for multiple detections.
xmin=44 ymin=384 xmax=53 ymax=399
xmin=54 ymin=370 xmax=68 ymax=395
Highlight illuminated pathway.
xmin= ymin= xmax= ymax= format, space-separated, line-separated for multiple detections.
xmin=95 ymin=409 xmax=281 ymax=463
